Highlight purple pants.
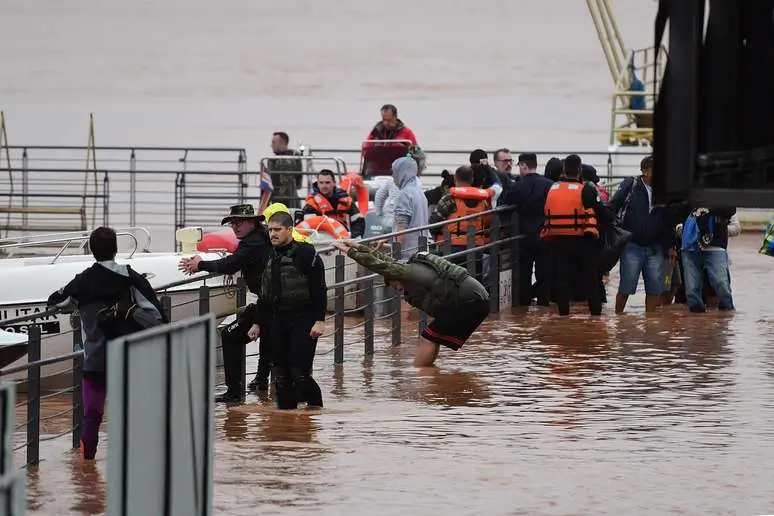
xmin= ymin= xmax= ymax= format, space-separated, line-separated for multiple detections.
xmin=81 ymin=373 xmax=107 ymax=459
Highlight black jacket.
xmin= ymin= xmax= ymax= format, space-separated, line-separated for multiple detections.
xmin=501 ymin=173 xmax=554 ymax=236
xmin=198 ymin=227 xmax=272 ymax=295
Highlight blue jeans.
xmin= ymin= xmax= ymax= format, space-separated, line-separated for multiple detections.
xmin=681 ymin=249 xmax=734 ymax=310
xmin=618 ymin=243 xmax=667 ymax=295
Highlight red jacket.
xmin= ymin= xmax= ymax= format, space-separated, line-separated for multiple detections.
xmin=362 ymin=120 xmax=418 ymax=176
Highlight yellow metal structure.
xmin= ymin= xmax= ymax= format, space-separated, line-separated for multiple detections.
xmin=586 ymin=0 xmax=666 ymax=147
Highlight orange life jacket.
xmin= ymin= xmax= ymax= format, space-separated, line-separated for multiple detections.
xmin=436 ymin=187 xmax=493 ymax=246
xmin=305 ymin=190 xmax=354 ymax=227
xmin=540 ymin=181 xmax=599 ymax=239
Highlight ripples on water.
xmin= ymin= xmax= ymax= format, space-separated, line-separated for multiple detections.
xmin=23 ymin=236 xmax=774 ymax=515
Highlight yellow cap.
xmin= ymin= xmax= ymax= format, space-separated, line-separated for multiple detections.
xmin=263 ymin=202 xmax=290 ymax=220
xmin=264 ymin=202 xmax=311 ymax=243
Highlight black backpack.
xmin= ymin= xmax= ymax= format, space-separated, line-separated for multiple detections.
xmin=96 ymin=270 xmax=163 ymax=340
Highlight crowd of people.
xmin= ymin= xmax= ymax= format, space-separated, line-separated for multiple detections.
xmin=52 ymin=104 xmax=757 ymax=461
xmin=264 ymin=103 xmax=742 ymax=318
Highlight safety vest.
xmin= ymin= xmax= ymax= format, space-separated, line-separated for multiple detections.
xmin=437 ymin=187 xmax=493 ymax=246
xmin=259 ymin=243 xmax=312 ymax=312
xmin=304 ymin=191 xmax=354 ymax=227
xmin=404 ymin=252 xmax=470 ymax=317
xmin=540 ymin=182 xmax=599 ymax=239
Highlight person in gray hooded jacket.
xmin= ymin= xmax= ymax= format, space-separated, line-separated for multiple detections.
xmin=392 ymin=156 xmax=429 ymax=257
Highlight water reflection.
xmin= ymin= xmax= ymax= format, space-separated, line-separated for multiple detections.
xmin=393 ymin=368 xmax=491 ymax=408
xmin=68 ymin=459 xmax=106 ymax=515
xmin=21 ymin=236 xmax=774 ymax=515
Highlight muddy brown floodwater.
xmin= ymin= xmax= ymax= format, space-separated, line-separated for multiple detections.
xmin=17 ymin=235 xmax=774 ymax=515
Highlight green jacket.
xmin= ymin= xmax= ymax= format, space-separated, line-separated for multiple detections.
xmin=345 ymin=244 xmax=488 ymax=316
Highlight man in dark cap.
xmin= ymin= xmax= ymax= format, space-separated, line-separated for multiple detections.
xmin=544 ymin=157 xmax=563 ymax=182
xmin=178 ymin=204 xmax=272 ymax=402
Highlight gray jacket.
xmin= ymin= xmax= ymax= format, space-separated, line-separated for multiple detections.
xmin=392 ymin=157 xmax=429 ymax=257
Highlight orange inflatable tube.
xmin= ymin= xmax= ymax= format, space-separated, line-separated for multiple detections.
xmin=295 ymin=216 xmax=351 ymax=239
xmin=340 ymin=172 xmax=370 ymax=215
xmin=449 ymin=186 xmax=495 ymax=201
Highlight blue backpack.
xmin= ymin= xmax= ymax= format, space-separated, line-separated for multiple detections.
xmin=761 ymin=218 xmax=774 ymax=257
xmin=681 ymin=213 xmax=715 ymax=251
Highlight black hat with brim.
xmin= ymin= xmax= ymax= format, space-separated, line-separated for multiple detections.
xmin=220 ymin=204 xmax=265 ymax=225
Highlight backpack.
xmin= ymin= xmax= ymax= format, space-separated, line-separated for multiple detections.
xmin=409 ymin=251 xmax=469 ymax=288
xmin=96 ymin=270 xmax=163 ymax=340
xmin=761 ymin=218 xmax=774 ymax=257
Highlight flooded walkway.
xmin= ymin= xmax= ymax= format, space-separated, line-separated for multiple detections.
xmin=22 ymin=235 xmax=774 ymax=515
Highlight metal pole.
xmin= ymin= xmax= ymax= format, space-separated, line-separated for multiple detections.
xmin=102 ymin=171 xmax=110 ymax=227
xmin=442 ymin=226 xmax=452 ymax=255
xmin=21 ymin=148 xmax=28 ymax=227
xmin=72 ymin=314 xmax=83 ymax=449
xmin=198 ymin=285 xmax=210 ymax=315
xmin=334 ymin=254 xmax=345 ymax=364
xmin=26 ymin=325 xmax=41 ymax=466
xmin=363 ymin=277 xmax=374 ymax=356
xmin=236 ymin=278 xmax=247 ymax=389
xmin=510 ymin=211 xmax=521 ymax=308
xmin=488 ymin=217 xmax=501 ymax=314
xmin=390 ymin=242 xmax=402 ymax=347
xmin=417 ymin=236 xmax=429 ymax=335
xmin=160 ymin=295 xmax=172 ymax=323
xmin=129 ymin=149 xmax=136 ymax=227
xmin=465 ymin=224 xmax=476 ymax=275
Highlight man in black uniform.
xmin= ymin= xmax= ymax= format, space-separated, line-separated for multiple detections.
xmin=258 ymin=211 xmax=326 ymax=409
xmin=178 ymin=204 xmax=272 ymax=402
xmin=500 ymin=152 xmax=554 ymax=305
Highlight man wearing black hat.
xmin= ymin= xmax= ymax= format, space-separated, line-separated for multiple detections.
xmin=178 ymin=204 xmax=272 ymax=402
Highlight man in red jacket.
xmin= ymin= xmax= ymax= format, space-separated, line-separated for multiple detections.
xmin=362 ymin=104 xmax=418 ymax=178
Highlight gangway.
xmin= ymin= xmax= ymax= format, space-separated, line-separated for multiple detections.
xmin=586 ymin=0 xmax=666 ymax=147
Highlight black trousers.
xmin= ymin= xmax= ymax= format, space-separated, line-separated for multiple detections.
xmin=220 ymin=304 xmax=272 ymax=394
xmin=549 ymin=235 xmax=602 ymax=316
xmin=518 ymin=234 xmax=551 ymax=305
xmin=271 ymin=310 xmax=323 ymax=410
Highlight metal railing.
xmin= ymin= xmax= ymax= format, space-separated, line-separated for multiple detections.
xmin=308 ymin=146 xmax=651 ymax=186
xmin=0 ymin=143 xmax=653 ymax=249
xmin=0 ymin=145 xmax=248 ymax=244
xmin=0 ymin=206 xmax=520 ymax=466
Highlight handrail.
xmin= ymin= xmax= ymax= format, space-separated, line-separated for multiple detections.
xmin=1 ymin=145 xmax=247 ymax=152
xmin=154 ymin=272 xmax=225 ymax=292
xmin=0 ymin=167 xmax=248 ymax=176
xmin=0 ymin=306 xmax=61 ymax=326
xmin=361 ymin=139 xmax=413 ymax=146
xmin=258 ymin=156 xmax=349 ymax=180
xmin=0 ymin=206 xmax=519 ymax=327
xmin=0 ymin=350 xmax=83 ymax=376
xmin=0 ymin=227 xmax=153 ymax=262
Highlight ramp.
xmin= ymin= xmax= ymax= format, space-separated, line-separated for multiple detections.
xmin=107 ymin=314 xmax=216 ymax=516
